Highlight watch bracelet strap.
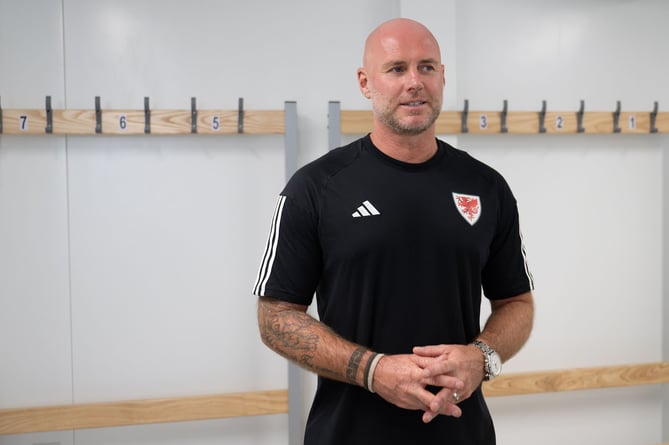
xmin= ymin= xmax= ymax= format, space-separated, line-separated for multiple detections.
xmin=471 ymin=340 xmax=493 ymax=380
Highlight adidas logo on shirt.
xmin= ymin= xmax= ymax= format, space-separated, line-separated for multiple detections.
xmin=352 ymin=200 xmax=380 ymax=218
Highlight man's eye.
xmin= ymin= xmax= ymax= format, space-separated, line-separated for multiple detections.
xmin=420 ymin=65 xmax=435 ymax=72
xmin=390 ymin=67 xmax=404 ymax=73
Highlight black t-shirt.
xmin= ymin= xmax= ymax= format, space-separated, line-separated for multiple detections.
xmin=253 ymin=135 xmax=533 ymax=444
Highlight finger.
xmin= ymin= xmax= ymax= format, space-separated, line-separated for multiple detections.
xmin=422 ymin=357 xmax=457 ymax=378
xmin=409 ymin=353 xmax=446 ymax=369
xmin=422 ymin=402 xmax=462 ymax=423
xmin=426 ymin=388 xmax=463 ymax=419
xmin=430 ymin=387 xmax=462 ymax=411
xmin=423 ymin=374 xmax=464 ymax=390
xmin=413 ymin=345 xmax=448 ymax=357
xmin=413 ymin=386 xmax=439 ymax=412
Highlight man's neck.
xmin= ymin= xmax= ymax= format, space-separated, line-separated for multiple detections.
xmin=369 ymin=128 xmax=438 ymax=164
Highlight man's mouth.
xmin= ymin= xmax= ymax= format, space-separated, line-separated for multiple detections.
xmin=402 ymin=101 xmax=427 ymax=107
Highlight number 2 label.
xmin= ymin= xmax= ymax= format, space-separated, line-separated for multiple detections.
xmin=555 ymin=115 xmax=564 ymax=130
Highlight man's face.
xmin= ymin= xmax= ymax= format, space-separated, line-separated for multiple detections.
xmin=358 ymin=26 xmax=445 ymax=135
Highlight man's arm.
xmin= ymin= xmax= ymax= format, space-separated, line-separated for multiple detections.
xmin=257 ymin=296 xmax=370 ymax=385
xmin=257 ymin=296 xmax=463 ymax=416
xmin=476 ymin=290 xmax=534 ymax=361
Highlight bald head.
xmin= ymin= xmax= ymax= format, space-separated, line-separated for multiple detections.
xmin=357 ymin=18 xmax=445 ymax=141
xmin=362 ymin=18 xmax=442 ymax=69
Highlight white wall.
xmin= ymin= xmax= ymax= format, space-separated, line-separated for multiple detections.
xmin=0 ymin=1 xmax=667 ymax=445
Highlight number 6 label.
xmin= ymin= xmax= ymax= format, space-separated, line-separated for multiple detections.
xmin=118 ymin=115 xmax=127 ymax=131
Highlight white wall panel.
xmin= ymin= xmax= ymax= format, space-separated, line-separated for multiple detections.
xmin=489 ymin=386 xmax=663 ymax=445
xmin=0 ymin=0 xmax=72 ymax=412
xmin=66 ymin=136 xmax=286 ymax=402
xmin=454 ymin=0 xmax=669 ymax=111
xmin=73 ymin=415 xmax=286 ymax=445
xmin=0 ymin=0 xmax=66 ymax=107
xmin=0 ymin=137 xmax=72 ymax=408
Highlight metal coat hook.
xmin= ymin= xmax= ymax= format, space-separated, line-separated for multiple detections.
xmin=238 ymin=97 xmax=244 ymax=134
xmin=95 ymin=96 xmax=102 ymax=134
xmin=613 ymin=100 xmax=621 ymax=133
xmin=45 ymin=96 xmax=53 ymax=133
xmin=461 ymin=99 xmax=469 ymax=133
xmin=191 ymin=97 xmax=197 ymax=134
xmin=144 ymin=96 xmax=151 ymax=134
xmin=500 ymin=99 xmax=508 ymax=133
xmin=650 ymin=101 xmax=659 ymax=134
xmin=577 ymin=100 xmax=585 ymax=133
xmin=539 ymin=100 xmax=547 ymax=133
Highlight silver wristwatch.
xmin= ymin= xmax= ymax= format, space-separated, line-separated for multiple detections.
xmin=471 ymin=340 xmax=502 ymax=381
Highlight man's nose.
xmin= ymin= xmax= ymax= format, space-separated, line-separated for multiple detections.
xmin=407 ymin=68 xmax=424 ymax=90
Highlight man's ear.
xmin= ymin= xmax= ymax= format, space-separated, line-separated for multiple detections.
xmin=357 ymin=68 xmax=371 ymax=99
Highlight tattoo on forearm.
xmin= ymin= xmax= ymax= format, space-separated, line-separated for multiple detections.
xmin=258 ymin=302 xmax=319 ymax=369
xmin=259 ymin=300 xmax=367 ymax=383
xmin=346 ymin=347 xmax=365 ymax=384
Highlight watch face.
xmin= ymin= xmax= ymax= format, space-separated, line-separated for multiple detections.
xmin=489 ymin=352 xmax=502 ymax=376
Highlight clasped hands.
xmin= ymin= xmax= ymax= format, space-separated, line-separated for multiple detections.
xmin=372 ymin=344 xmax=484 ymax=424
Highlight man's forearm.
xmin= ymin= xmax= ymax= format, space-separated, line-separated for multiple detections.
xmin=257 ymin=296 xmax=373 ymax=386
xmin=477 ymin=291 xmax=534 ymax=362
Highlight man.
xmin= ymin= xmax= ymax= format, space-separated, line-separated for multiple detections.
xmin=253 ymin=18 xmax=534 ymax=444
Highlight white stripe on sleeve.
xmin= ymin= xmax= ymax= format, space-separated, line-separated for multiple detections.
xmin=252 ymin=195 xmax=287 ymax=296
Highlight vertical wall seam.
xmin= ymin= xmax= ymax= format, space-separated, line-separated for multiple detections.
xmin=60 ymin=1 xmax=76 ymax=444
xmin=659 ymin=136 xmax=669 ymax=443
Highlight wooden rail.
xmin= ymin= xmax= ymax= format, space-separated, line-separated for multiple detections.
xmin=0 ymin=109 xmax=285 ymax=135
xmin=0 ymin=389 xmax=288 ymax=435
xmin=339 ymin=109 xmax=669 ymax=135
xmin=482 ymin=361 xmax=669 ymax=397
xmin=0 ymin=362 xmax=667 ymax=435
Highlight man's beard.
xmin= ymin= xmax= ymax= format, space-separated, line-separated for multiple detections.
xmin=374 ymin=102 xmax=441 ymax=135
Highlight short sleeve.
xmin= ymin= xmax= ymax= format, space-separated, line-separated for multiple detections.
xmin=481 ymin=177 xmax=534 ymax=300
xmin=251 ymin=194 xmax=323 ymax=305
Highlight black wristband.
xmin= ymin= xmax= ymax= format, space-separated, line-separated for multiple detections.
xmin=362 ymin=352 xmax=378 ymax=391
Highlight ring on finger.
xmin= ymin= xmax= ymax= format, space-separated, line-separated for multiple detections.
xmin=453 ymin=391 xmax=460 ymax=403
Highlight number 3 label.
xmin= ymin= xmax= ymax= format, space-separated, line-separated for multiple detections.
xmin=479 ymin=114 xmax=488 ymax=130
